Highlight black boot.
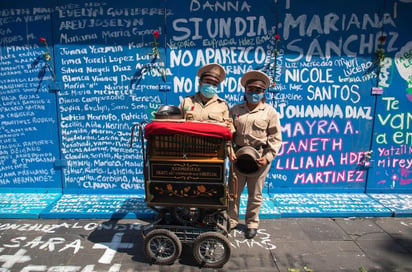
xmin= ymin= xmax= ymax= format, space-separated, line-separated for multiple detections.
xmin=245 ymin=228 xmax=257 ymax=239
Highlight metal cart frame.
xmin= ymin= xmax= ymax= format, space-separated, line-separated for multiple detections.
xmin=132 ymin=121 xmax=233 ymax=268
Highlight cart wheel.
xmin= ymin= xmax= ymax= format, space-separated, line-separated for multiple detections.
xmin=172 ymin=207 xmax=202 ymax=225
xmin=193 ymin=232 xmax=231 ymax=268
xmin=143 ymin=229 xmax=182 ymax=265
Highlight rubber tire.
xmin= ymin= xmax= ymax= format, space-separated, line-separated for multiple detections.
xmin=143 ymin=229 xmax=182 ymax=265
xmin=193 ymin=231 xmax=231 ymax=268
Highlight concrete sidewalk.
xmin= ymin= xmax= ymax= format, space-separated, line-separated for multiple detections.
xmin=0 ymin=217 xmax=411 ymax=271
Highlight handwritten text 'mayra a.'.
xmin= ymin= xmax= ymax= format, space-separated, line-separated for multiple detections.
xmin=282 ymin=120 xmax=358 ymax=138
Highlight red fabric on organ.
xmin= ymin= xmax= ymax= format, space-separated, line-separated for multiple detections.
xmin=144 ymin=121 xmax=232 ymax=140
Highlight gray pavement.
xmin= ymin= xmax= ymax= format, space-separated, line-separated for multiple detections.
xmin=0 ymin=217 xmax=411 ymax=272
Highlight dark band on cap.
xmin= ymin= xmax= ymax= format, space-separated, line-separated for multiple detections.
xmin=201 ymin=73 xmax=221 ymax=83
xmin=245 ymin=79 xmax=267 ymax=89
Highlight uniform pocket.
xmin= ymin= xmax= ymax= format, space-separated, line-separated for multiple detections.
xmin=208 ymin=113 xmax=223 ymax=121
xmin=252 ymin=119 xmax=268 ymax=137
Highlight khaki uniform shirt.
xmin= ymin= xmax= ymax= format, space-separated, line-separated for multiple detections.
xmin=179 ymin=93 xmax=234 ymax=132
xmin=230 ymin=102 xmax=282 ymax=163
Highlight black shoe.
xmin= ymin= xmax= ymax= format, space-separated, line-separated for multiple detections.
xmin=245 ymin=228 xmax=257 ymax=239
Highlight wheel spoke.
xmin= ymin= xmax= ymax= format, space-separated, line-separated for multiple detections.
xmin=199 ymin=239 xmax=225 ymax=262
xmin=150 ymin=236 xmax=176 ymax=259
xmin=193 ymin=232 xmax=230 ymax=268
xmin=144 ymin=229 xmax=182 ymax=265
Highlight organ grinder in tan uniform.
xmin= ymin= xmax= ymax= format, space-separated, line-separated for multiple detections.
xmin=228 ymin=70 xmax=283 ymax=239
xmin=178 ymin=63 xmax=234 ymax=132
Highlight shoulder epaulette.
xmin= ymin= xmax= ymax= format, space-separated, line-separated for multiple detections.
xmin=216 ymin=97 xmax=228 ymax=103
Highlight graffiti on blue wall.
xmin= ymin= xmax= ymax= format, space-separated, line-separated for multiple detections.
xmin=0 ymin=0 xmax=411 ymax=195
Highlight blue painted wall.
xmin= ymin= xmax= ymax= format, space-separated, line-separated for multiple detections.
xmin=1 ymin=0 xmax=411 ymax=196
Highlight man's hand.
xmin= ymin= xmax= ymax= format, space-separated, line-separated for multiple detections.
xmin=229 ymin=153 xmax=237 ymax=162
xmin=256 ymin=157 xmax=268 ymax=167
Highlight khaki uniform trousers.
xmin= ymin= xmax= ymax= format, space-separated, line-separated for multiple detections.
xmin=228 ymin=162 xmax=271 ymax=229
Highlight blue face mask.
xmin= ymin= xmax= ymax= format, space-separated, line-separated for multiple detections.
xmin=245 ymin=92 xmax=264 ymax=103
xmin=200 ymin=83 xmax=217 ymax=98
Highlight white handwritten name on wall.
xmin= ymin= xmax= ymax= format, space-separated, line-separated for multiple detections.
xmin=0 ymin=0 xmax=411 ymax=194
xmin=0 ymin=6 xmax=60 ymax=188
xmin=54 ymin=2 xmax=167 ymax=192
